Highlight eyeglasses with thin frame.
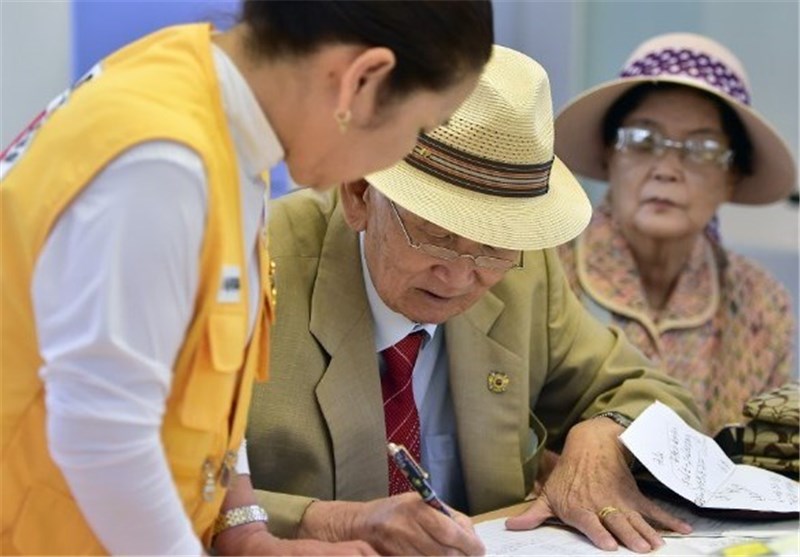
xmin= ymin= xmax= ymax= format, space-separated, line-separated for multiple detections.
xmin=388 ymin=200 xmax=523 ymax=272
xmin=614 ymin=126 xmax=733 ymax=169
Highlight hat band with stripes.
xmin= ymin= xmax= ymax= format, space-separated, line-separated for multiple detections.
xmin=404 ymin=134 xmax=552 ymax=198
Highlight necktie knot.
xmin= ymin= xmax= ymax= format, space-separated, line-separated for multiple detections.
xmin=381 ymin=331 xmax=425 ymax=390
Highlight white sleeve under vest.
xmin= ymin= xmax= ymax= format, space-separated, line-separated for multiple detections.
xmin=33 ymin=141 xmax=207 ymax=555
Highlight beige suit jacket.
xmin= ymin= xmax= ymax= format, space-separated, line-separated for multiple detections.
xmin=248 ymin=190 xmax=701 ymax=537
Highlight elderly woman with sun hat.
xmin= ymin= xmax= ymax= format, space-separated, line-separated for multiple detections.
xmin=555 ymin=33 xmax=797 ymax=435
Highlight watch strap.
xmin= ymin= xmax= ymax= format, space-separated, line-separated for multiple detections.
xmin=593 ymin=410 xmax=633 ymax=429
xmin=212 ymin=504 xmax=268 ymax=537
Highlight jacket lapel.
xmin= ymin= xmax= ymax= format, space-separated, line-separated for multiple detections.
xmin=310 ymin=208 xmax=389 ymax=500
xmin=447 ymin=291 xmax=526 ymax=514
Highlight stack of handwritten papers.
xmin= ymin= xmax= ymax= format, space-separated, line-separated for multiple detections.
xmin=620 ymin=401 xmax=798 ymax=514
xmin=475 ymin=402 xmax=798 ymax=555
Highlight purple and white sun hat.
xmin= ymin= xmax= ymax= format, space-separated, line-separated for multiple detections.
xmin=555 ymin=33 xmax=796 ymax=205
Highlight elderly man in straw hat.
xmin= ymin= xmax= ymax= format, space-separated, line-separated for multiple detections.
xmin=245 ymin=45 xmax=701 ymax=555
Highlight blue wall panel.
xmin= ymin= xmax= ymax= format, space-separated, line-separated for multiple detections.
xmin=71 ymin=0 xmax=240 ymax=79
xmin=71 ymin=0 xmax=293 ymax=196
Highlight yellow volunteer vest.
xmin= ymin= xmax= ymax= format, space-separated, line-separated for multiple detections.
xmin=1 ymin=24 xmax=272 ymax=554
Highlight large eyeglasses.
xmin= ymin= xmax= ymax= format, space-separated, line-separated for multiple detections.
xmin=615 ymin=126 xmax=733 ymax=169
xmin=389 ymin=201 xmax=522 ymax=272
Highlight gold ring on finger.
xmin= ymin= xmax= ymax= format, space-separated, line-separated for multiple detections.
xmin=597 ymin=506 xmax=621 ymax=520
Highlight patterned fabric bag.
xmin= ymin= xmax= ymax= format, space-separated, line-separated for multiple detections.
xmin=742 ymin=420 xmax=799 ymax=458
xmin=741 ymin=382 xmax=799 ymax=479
xmin=742 ymin=382 xmax=799 ymax=426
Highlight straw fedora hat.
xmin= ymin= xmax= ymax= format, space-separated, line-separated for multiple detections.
xmin=365 ymin=45 xmax=591 ymax=251
xmin=555 ymin=32 xmax=796 ymax=205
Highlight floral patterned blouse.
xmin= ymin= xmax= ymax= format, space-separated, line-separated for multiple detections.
xmin=558 ymin=202 xmax=795 ymax=434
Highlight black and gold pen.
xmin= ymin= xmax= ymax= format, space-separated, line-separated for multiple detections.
xmin=387 ymin=442 xmax=453 ymax=518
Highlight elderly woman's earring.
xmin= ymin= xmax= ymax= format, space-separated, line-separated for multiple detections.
xmin=334 ymin=109 xmax=351 ymax=134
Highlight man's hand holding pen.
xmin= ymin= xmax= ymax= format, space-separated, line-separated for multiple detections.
xmin=297 ymin=492 xmax=485 ymax=556
xmin=293 ymin=445 xmax=485 ymax=555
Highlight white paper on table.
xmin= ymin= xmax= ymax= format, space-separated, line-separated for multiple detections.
xmin=475 ymin=518 xmax=769 ymax=556
xmin=620 ymin=401 xmax=800 ymax=513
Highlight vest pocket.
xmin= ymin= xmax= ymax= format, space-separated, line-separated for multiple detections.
xmin=208 ymin=311 xmax=247 ymax=372
xmin=12 ymin=485 xmax=100 ymax=555
xmin=180 ymin=310 xmax=245 ymax=430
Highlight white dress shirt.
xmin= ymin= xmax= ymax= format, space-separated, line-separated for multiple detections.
xmin=33 ymin=45 xmax=282 ymax=554
xmin=359 ymin=235 xmax=468 ymax=511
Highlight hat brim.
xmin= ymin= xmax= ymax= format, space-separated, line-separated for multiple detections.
xmin=555 ymin=75 xmax=797 ymax=205
xmin=365 ymin=155 xmax=592 ymax=251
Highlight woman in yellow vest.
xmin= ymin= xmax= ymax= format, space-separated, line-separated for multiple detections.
xmin=0 ymin=2 xmax=493 ymax=554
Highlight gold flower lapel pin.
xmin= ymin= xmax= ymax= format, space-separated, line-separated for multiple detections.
xmin=487 ymin=371 xmax=509 ymax=394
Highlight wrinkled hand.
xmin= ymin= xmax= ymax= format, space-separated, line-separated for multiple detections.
xmin=505 ymin=418 xmax=692 ymax=553
xmin=213 ymin=521 xmax=376 ymax=555
xmin=300 ymin=493 xmax=485 ymax=556
xmin=532 ymin=448 xmax=559 ymax=496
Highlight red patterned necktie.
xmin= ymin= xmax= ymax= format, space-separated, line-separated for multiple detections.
xmin=381 ymin=331 xmax=425 ymax=495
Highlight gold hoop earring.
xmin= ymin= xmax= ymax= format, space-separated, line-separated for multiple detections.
xmin=334 ymin=109 xmax=351 ymax=134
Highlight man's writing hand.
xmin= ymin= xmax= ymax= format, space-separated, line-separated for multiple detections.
xmin=299 ymin=493 xmax=485 ymax=556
